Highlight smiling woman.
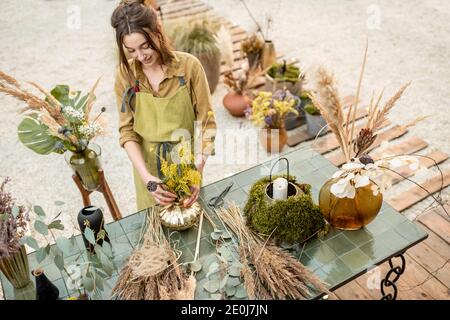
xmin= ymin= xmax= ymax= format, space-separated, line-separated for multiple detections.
xmin=111 ymin=0 xmax=217 ymax=211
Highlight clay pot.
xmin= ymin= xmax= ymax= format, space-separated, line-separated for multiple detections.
xmin=260 ymin=126 xmax=288 ymax=153
xmin=223 ymin=91 xmax=252 ymax=117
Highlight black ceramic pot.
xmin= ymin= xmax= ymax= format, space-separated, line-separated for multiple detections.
xmin=77 ymin=205 xmax=110 ymax=252
xmin=32 ymin=269 xmax=59 ymax=300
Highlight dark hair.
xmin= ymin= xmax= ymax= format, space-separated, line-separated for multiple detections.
xmin=111 ymin=0 xmax=174 ymax=84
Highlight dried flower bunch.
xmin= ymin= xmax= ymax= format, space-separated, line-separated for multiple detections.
xmin=222 ymin=67 xmax=265 ymax=95
xmin=241 ymin=33 xmax=264 ymax=55
xmin=309 ymin=45 xmax=422 ymax=198
xmin=0 ymin=177 xmax=29 ymax=259
xmin=112 ymin=207 xmax=195 ymax=300
xmin=0 ymin=71 xmax=106 ymax=154
xmin=160 ymin=141 xmax=202 ymax=200
xmin=248 ymin=89 xmax=299 ymax=129
xmin=215 ymin=204 xmax=329 ymax=299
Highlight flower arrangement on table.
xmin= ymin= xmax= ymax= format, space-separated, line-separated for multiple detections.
xmin=0 ymin=71 xmax=107 ymax=191
xmin=0 ymin=71 xmax=105 ymax=155
xmin=311 ymin=46 xmax=428 ymax=229
xmin=157 ymin=111 xmax=215 ymax=230
xmin=248 ymin=90 xmax=299 ymax=129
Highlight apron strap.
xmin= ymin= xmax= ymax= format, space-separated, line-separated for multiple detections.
xmin=156 ymin=141 xmax=174 ymax=179
xmin=120 ymin=80 xmax=140 ymax=113
xmin=178 ymin=76 xmax=186 ymax=86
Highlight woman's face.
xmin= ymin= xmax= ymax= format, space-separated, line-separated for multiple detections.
xmin=123 ymin=32 xmax=159 ymax=67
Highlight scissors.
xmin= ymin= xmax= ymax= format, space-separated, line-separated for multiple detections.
xmin=207 ymin=182 xmax=234 ymax=208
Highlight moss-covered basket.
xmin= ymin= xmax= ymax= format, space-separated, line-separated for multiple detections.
xmin=243 ymin=174 xmax=326 ymax=243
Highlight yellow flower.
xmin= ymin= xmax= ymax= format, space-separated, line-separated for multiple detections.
xmin=207 ymin=111 xmax=214 ymax=117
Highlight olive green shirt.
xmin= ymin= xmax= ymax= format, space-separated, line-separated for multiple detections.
xmin=114 ymin=51 xmax=216 ymax=155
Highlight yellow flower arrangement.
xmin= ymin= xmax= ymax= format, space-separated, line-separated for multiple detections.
xmin=160 ymin=141 xmax=202 ymax=200
xmin=249 ymin=89 xmax=299 ymax=129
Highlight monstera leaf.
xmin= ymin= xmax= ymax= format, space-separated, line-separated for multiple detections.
xmin=49 ymin=84 xmax=89 ymax=110
xmin=17 ymin=115 xmax=62 ymax=155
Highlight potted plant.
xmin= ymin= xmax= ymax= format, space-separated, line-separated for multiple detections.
xmin=265 ymin=60 xmax=305 ymax=95
xmin=0 ymin=177 xmax=31 ymax=289
xmin=0 ymin=73 xmax=106 ymax=192
xmin=241 ymin=33 xmax=264 ymax=71
xmin=166 ymin=17 xmax=221 ymax=94
xmin=217 ymin=27 xmax=265 ymax=117
xmin=303 ymin=91 xmax=327 ymax=137
xmin=22 ymin=202 xmax=117 ymax=300
xmin=248 ymin=89 xmax=299 ymax=153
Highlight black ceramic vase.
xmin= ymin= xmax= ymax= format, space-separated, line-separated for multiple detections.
xmin=77 ymin=205 xmax=110 ymax=252
xmin=32 ymin=269 xmax=59 ymax=300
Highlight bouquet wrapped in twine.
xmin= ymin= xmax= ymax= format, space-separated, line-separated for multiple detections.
xmin=111 ymin=207 xmax=195 ymax=300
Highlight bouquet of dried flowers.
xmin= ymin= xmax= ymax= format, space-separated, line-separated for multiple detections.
xmin=309 ymin=45 xmax=425 ymax=198
xmin=112 ymin=207 xmax=195 ymax=300
xmin=0 ymin=71 xmax=106 ymax=155
xmin=215 ymin=204 xmax=329 ymax=299
xmin=248 ymin=89 xmax=299 ymax=129
xmin=0 ymin=177 xmax=29 ymax=259
xmin=241 ymin=33 xmax=265 ymax=70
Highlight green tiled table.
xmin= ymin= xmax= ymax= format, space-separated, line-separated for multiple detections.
xmin=1 ymin=148 xmax=427 ymax=300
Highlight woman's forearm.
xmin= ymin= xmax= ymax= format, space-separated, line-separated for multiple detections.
xmin=123 ymin=141 xmax=158 ymax=184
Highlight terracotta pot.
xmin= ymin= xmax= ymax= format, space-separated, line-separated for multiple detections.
xmin=260 ymin=126 xmax=288 ymax=153
xmin=223 ymin=91 xmax=251 ymax=117
xmin=319 ymin=178 xmax=383 ymax=230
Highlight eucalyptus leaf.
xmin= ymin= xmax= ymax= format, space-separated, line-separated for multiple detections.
xmin=203 ymin=280 xmax=220 ymax=293
xmin=52 ymin=245 xmax=62 ymax=257
xmin=34 ymin=220 xmax=48 ymax=236
xmin=210 ymin=293 xmax=222 ymax=300
xmin=23 ymin=236 xmax=39 ymax=250
xmin=36 ymin=247 xmax=48 ymax=264
xmin=84 ymin=227 xmax=96 ymax=245
xmin=101 ymin=241 xmax=113 ymax=258
xmin=228 ymin=265 xmax=242 ymax=277
xmin=207 ymin=262 xmax=219 ymax=276
xmin=11 ymin=205 xmax=20 ymax=218
xmin=56 ymin=236 xmax=72 ymax=255
xmin=222 ymin=232 xmax=232 ymax=239
xmin=54 ymin=254 xmax=65 ymax=270
xmin=94 ymin=272 xmax=104 ymax=291
xmin=220 ymin=274 xmax=229 ymax=290
xmin=33 ymin=205 xmax=46 ymax=217
xmin=226 ymin=276 xmax=241 ymax=287
xmin=45 ymin=244 xmax=51 ymax=254
xmin=100 ymin=254 xmax=115 ymax=277
xmin=219 ymin=246 xmax=233 ymax=262
xmin=213 ymin=229 xmax=222 ymax=234
xmin=82 ymin=274 xmax=94 ymax=292
xmin=210 ymin=232 xmax=222 ymax=241
xmin=234 ymin=285 xmax=247 ymax=299
xmin=225 ymin=285 xmax=236 ymax=297
xmin=54 ymin=201 xmax=65 ymax=206
xmin=188 ymin=261 xmax=202 ymax=272
xmin=48 ymin=220 xmax=64 ymax=230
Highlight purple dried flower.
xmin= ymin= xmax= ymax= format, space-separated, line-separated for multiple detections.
xmin=264 ymin=115 xmax=273 ymax=126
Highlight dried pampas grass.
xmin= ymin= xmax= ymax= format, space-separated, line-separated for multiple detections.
xmin=215 ymin=204 xmax=329 ymax=300
xmin=111 ymin=207 xmax=195 ymax=300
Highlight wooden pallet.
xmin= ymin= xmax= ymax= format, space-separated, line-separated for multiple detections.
xmin=156 ymin=0 xmax=450 ymax=300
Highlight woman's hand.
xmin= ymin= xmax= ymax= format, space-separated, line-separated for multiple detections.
xmin=146 ymin=177 xmax=178 ymax=206
xmin=182 ymin=185 xmax=200 ymax=208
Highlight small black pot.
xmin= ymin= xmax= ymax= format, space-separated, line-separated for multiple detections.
xmin=32 ymin=269 xmax=59 ymax=300
xmin=77 ymin=205 xmax=110 ymax=252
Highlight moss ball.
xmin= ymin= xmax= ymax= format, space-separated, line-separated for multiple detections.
xmin=243 ymin=175 xmax=325 ymax=243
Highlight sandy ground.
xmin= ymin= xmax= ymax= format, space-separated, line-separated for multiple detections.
xmin=0 ymin=0 xmax=449 ymax=299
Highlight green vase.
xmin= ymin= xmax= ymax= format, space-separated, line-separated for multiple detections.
xmin=0 ymin=245 xmax=31 ymax=289
xmin=65 ymin=143 xmax=102 ymax=191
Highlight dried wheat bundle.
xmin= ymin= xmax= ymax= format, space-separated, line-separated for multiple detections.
xmin=111 ymin=207 xmax=195 ymax=300
xmin=215 ymin=204 xmax=329 ymax=300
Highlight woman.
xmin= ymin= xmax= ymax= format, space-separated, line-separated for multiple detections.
xmin=111 ymin=0 xmax=216 ymax=211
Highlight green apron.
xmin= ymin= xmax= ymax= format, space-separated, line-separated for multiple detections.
xmin=124 ymin=76 xmax=196 ymax=211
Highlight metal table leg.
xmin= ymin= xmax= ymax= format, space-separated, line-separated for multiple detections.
xmin=380 ymin=252 xmax=406 ymax=300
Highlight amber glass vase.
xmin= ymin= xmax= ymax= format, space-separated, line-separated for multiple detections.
xmin=319 ymin=178 xmax=383 ymax=230
xmin=64 ymin=143 xmax=101 ymax=191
